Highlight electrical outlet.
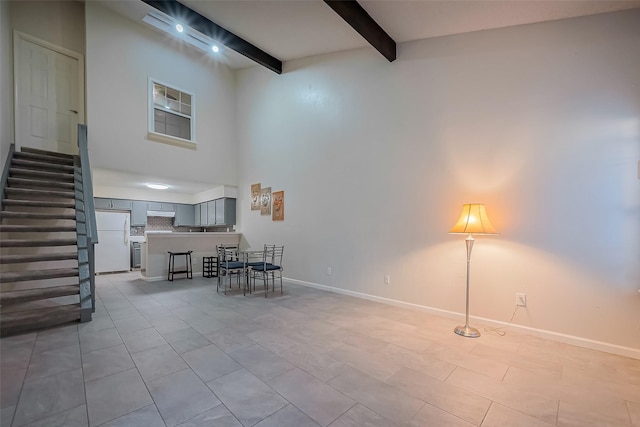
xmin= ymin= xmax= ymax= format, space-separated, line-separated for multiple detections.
xmin=327 ymin=267 xmax=332 ymax=275
xmin=384 ymin=274 xmax=391 ymax=284
xmin=516 ymin=293 xmax=526 ymax=307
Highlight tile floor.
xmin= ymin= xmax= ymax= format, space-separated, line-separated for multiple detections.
xmin=1 ymin=272 xmax=639 ymax=426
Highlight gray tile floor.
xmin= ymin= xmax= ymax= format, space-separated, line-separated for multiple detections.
xmin=1 ymin=272 xmax=639 ymax=426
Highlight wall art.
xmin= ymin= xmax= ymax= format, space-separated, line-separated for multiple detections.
xmin=260 ymin=187 xmax=271 ymax=215
xmin=251 ymin=183 xmax=261 ymax=210
xmin=272 ymin=190 xmax=284 ymax=221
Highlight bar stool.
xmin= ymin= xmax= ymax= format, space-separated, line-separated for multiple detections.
xmin=167 ymin=251 xmax=193 ymax=281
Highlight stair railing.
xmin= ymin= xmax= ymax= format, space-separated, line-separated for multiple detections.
xmin=0 ymin=144 xmax=16 ymax=212
xmin=77 ymin=124 xmax=98 ymax=315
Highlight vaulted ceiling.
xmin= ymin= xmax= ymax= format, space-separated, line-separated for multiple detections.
xmin=104 ymin=0 xmax=640 ymax=73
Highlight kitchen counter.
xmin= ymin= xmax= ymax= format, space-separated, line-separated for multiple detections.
xmin=142 ymin=232 xmax=241 ymax=280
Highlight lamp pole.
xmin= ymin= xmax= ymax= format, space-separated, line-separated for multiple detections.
xmin=455 ymin=233 xmax=480 ymax=337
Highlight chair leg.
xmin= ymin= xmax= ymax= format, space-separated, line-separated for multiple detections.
xmin=263 ymin=272 xmax=267 ymax=297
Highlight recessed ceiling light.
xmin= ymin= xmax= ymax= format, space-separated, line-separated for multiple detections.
xmin=143 ymin=12 xmax=224 ymax=58
xmin=146 ymin=183 xmax=169 ymax=190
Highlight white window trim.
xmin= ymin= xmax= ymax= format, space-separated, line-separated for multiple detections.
xmin=148 ymin=77 xmax=197 ymax=147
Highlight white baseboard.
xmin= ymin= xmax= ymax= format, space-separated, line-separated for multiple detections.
xmin=284 ymin=277 xmax=640 ymax=360
xmin=141 ymin=272 xmax=203 ymax=282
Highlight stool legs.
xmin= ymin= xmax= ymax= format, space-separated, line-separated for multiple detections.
xmin=167 ymin=251 xmax=193 ymax=281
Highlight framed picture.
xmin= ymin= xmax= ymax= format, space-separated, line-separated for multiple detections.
xmin=260 ymin=187 xmax=271 ymax=215
xmin=251 ymin=183 xmax=261 ymax=210
xmin=272 ymin=190 xmax=284 ymax=221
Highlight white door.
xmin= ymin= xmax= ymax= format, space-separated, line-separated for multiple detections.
xmin=14 ymin=32 xmax=84 ymax=155
xmin=95 ymin=211 xmax=131 ymax=274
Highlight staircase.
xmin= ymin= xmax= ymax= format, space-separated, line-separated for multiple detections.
xmin=0 ymin=146 xmax=92 ymax=336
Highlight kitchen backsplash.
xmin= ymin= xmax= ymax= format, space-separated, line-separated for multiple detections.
xmin=130 ymin=217 xmax=231 ymax=236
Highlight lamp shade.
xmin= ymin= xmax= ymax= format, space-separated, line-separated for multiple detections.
xmin=449 ymin=204 xmax=498 ymax=235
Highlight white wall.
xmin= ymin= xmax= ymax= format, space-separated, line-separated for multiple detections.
xmin=85 ymin=2 xmax=237 ymax=187
xmin=1 ymin=0 xmax=85 ymax=162
xmin=236 ymin=10 xmax=640 ymax=354
xmin=0 ymin=0 xmax=12 ymax=162
xmin=10 ymin=0 xmax=85 ymax=55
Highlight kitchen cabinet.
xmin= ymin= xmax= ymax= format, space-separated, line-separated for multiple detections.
xmin=147 ymin=202 xmax=175 ymax=212
xmin=94 ymin=198 xmax=132 ymax=210
xmin=174 ymin=204 xmax=196 ymax=226
xmin=199 ymin=203 xmax=207 ymax=226
xmin=207 ymin=200 xmax=216 ymax=225
xmin=215 ymin=198 xmax=236 ymax=225
xmin=94 ymin=198 xmax=111 ymax=210
xmin=194 ymin=204 xmax=201 ymax=225
xmin=131 ymin=201 xmax=148 ymax=226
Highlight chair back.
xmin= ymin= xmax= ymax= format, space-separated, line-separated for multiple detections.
xmin=265 ymin=245 xmax=284 ymax=267
xmin=217 ymin=245 xmax=239 ymax=262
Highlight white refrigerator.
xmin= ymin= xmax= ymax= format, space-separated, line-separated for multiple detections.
xmin=95 ymin=211 xmax=131 ymax=274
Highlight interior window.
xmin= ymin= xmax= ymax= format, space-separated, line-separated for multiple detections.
xmin=148 ymin=79 xmax=195 ymax=144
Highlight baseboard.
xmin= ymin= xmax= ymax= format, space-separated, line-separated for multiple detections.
xmin=141 ymin=272 xmax=203 ymax=282
xmin=284 ymin=277 xmax=640 ymax=360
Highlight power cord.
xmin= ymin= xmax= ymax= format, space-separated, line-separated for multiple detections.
xmin=484 ymin=305 xmax=520 ymax=336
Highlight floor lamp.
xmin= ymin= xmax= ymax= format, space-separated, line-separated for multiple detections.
xmin=449 ymin=204 xmax=498 ymax=338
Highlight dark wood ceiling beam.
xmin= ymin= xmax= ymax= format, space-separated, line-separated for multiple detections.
xmin=141 ymin=0 xmax=282 ymax=74
xmin=324 ymin=0 xmax=396 ymax=62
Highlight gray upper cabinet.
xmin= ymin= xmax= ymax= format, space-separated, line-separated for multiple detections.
xmin=199 ymin=203 xmax=207 ymax=226
xmin=147 ymin=202 xmax=175 ymax=212
xmin=131 ymin=201 xmax=148 ymax=226
xmin=93 ymin=198 xmax=111 ymax=210
xmin=174 ymin=204 xmax=196 ymax=226
xmin=94 ymin=198 xmax=132 ymax=210
xmin=194 ymin=203 xmax=201 ymax=225
xmin=215 ymin=198 xmax=236 ymax=225
xmin=111 ymin=199 xmax=132 ymax=210
xmin=206 ymin=200 xmax=216 ymax=226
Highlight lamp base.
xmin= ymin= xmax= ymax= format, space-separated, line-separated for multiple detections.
xmin=454 ymin=325 xmax=481 ymax=338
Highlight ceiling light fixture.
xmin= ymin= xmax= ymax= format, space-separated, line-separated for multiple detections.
xmin=146 ymin=183 xmax=169 ymax=190
xmin=143 ymin=11 xmax=223 ymax=56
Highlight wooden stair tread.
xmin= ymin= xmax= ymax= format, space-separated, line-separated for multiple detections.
xmin=1 ymin=199 xmax=76 ymax=209
xmin=0 ymin=285 xmax=79 ymax=305
xmin=5 ymin=187 xmax=75 ymax=198
xmin=20 ymin=147 xmax=75 ymax=159
xmin=0 ymin=304 xmax=81 ymax=336
xmin=0 ymin=268 xmax=79 ymax=282
xmin=0 ymin=238 xmax=78 ymax=247
xmin=14 ymin=151 xmax=75 ymax=165
xmin=0 ymin=212 xmax=77 ymax=220
xmin=10 ymin=167 xmax=75 ymax=182
xmin=8 ymin=177 xmax=76 ymax=190
xmin=0 ymin=252 xmax=78 ymax=264
xmin=12 ymin=158 xmax=75 ymax=172
xmin=0 ymin=225 xmax=77 ymax=233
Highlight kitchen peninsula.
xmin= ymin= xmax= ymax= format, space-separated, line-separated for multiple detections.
xmin=142 ymin=231 xmax=241 ymax=280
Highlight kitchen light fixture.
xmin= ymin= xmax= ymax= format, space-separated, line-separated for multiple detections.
xmin=146 ymin=183 xmax=169 ymax=190
xmin=143 ymin=11 xmax=223 ymax=55
xmin=449 ymin=203 xmax=498 ymax=338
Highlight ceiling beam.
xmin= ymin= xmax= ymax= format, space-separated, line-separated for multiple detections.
xmin=141 ymin=0 xmax=282 ymax=74
xmin=324 ymin=0 xmax=396 ymax=62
